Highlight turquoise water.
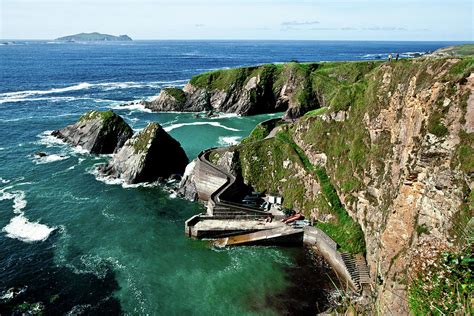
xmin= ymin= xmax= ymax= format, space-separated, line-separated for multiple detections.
xmin=1 ymin=40 xmax=457 ymax=314
xmin=1 ymin=109 xmax=314 ymax=314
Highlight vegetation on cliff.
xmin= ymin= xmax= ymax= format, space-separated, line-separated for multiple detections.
xmin=408 ymin=239 xmax=473 ymax=315
xmin=163 ymin=88 xmax=186 ymax=106
xmin=54 ymin=110 xmax=133 ymax=154
xmin=206 ymin=50 xmax=474 ymax=313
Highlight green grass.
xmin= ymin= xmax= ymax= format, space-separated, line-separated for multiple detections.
xmin=304 ymin=107 xmax=328 ymax=117
xmin=79 ymin=110 xmax=115 ymax=122
xmin=163 ymin=87 xmax=186 ymax=105
xmin=241 ymin=118 xmax=283 ymax=144
xmin=78 ymin=110 xmax=132 ymax=134
xmin=428 ymin=112 xmax=449 ymax=137
xmin=457 ymin=131 xmax=474 ymax=174
xmin=437 ymin=44 xmax=474 ymax=57
xmin=408 ymin=243 xmax=474 ymax=315
xmin=274 ymin=128 xmax=366 ymax=254
xmin=132 ymin=123 xmax=158 ymax=154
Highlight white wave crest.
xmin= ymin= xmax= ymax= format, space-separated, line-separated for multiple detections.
xmin=108 ymin=101 xmax=152 ymax=113
xmin=32 ymin=154 xmax=70 ymax=164
xmin=209 ymin=113 xmax=241 ymax=120
xmin=37 ymin=131 xmax=66 ymax=147
xmin=0 ymin=82 xmax=92 ymax=99
xmin=89 ymin=166 xmax=159 ymax=189
xmin=0 ymin=96 xmax=79 ymax=104
xmin=3 ymin=215 xmax=55 ymax=243
xmin=0 ymin=79 xmax=189 ymax=104
xmin=0 ymin=286 xmax=27 ymax=301
xmin=218 ymin=136 xmax=242 ymax=146
xmin=0 ymin=188 xmax=55 ymax=242
xmin=163 ymin=122 xmax=241 ymax=132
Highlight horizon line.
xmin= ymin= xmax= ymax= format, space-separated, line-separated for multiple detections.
xmin=1 ymin=38 xmax=473 ymax=42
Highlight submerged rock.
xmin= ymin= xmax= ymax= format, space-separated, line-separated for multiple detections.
xmin=98 ymin=123 xmax=189 ymax=184
xmin=35 ymin=151 xmax=47 ymax=157
xmin=52 ymin=110 xmax=133 ymax=154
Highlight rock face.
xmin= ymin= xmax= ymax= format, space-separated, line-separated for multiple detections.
xmin=52 ymin=110 xmax=133 ymax=154
xmin=99 ymin=123 xmax=189 ymax=184
xmin=210 ymin=56 xmax=474 ymax=314
xmin=141 ymin=62 xmax=375 ymax=119
xmin=178 ymin=159 xmax=199 ymax=201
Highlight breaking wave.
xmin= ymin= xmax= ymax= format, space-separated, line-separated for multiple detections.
xmin=88 ymin=166 xmax=159 ymax=189
xmin=108 ymin=101 xmax=152 ymax=113
xmin=163 ymin=122 xmax=241 ymax=132
xmin=0 ymin=187 xmax=55 ymax=243
xmin=32 ymin=153 xmax=70 ymax=165
xmin=218 ymin=136 xmax=242 ymax=146
xmin=0 ymin=79 xmax=189 ymax=104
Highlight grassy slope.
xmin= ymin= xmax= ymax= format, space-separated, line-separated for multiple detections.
xmin=231 ymin=55 xmax=474 ymax=256
xmin=188 ymin=61 xmax=380 ymax=115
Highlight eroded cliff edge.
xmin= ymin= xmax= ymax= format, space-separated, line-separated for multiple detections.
xmin=143 ymin=61 xmax=381 ymax=119
xmin=181 ymin=55 xmax=474 ymax=314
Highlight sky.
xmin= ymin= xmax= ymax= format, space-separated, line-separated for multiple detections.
xmin=1 ymin=0 xmax=473 ymax=40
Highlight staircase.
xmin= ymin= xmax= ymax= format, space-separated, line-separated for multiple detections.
xmin=341 ymin=253 xmax=371 ymax=291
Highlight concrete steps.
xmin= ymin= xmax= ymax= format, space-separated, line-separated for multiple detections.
xmin=341 ymin=253 xmax=371 ymax=291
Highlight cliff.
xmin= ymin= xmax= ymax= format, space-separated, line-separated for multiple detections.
xmin=196 ymin=54 xmax=474 ymax=314
xmin=52 ymin=110 xmax=133 ymax=154
xmin=144 ymin=62 xmax=380 ymax=119
xmin=56 ymin=33 xmax=132 ymax=42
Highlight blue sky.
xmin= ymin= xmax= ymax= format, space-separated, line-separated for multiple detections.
xmin=1 ymin=0 xmax=473 ymax=40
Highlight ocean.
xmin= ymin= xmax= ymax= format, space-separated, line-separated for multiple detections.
xmin=0 ymin=40 xmax=467 ymax=314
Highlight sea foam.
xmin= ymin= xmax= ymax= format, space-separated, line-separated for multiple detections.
xmin=32 ymin=153 xmax=70 ymax=165
xmin=163 ymin=122 xmax=241 ymax=132
xmin=108 ymin=102 xmax=152 ymax=113
xmin=218 ymin=136 xmax=242 ymax=146
xmin=0 ymin=188 xmax=55 ymax=243
xmin=0 ymin=79 xmax=189 ymax=104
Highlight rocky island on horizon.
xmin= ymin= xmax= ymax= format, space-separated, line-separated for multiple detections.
xmin=55 ymin=32 xmax=132 ymax=42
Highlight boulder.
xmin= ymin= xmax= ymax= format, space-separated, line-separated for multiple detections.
xmin=98 ymin=123 xmax=189 ymax=184
xmin=52 ymin=110 xmax=133 ymax=154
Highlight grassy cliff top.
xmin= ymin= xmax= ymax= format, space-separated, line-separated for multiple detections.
xmin=189 ymin=61 xmax=381 ymax=91
xmin=163 ymin=88 xmax=186 ymax=105
xmin=79 ymin=110 xmax=132 ymax=133
xmin=433 ymin=44 xmax=474 ymax=56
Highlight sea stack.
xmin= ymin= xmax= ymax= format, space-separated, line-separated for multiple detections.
xmin=52 ymin=110 xmax=133 ymax=154
xmin=98 ymin=123 xmax=189 ymax=184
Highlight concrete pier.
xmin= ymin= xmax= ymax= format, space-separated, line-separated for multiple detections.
xmin=184 ymin=143 xmax=371 ymax=292
xmin=214 ymin=226 xmax=304 ymax=247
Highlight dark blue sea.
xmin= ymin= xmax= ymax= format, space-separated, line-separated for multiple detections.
xmin=0 ymin=40 xmax=468 ymax=314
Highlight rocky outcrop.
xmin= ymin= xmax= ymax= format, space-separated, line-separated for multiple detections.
xmin=144 ymin=88 xmax=192 ymax=112
xmin=207 ymin=55 xmax=474 ymax=314
xmin=142 ymin=62 xmax=378 ymax=119
xmin=99 ymin=123 xmax=189 ymax=184
xmin=52 ymin=110 xmax=133 ymax=154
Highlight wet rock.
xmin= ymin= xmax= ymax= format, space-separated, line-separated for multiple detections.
xmin=35 ymin=151 xmax=47 ymax=157
xmin=52 ymin=110 xmax=133 ymax=154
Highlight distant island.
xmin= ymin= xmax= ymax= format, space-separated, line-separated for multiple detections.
xmin=55 ymin=32 xmax=132 ymax=42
